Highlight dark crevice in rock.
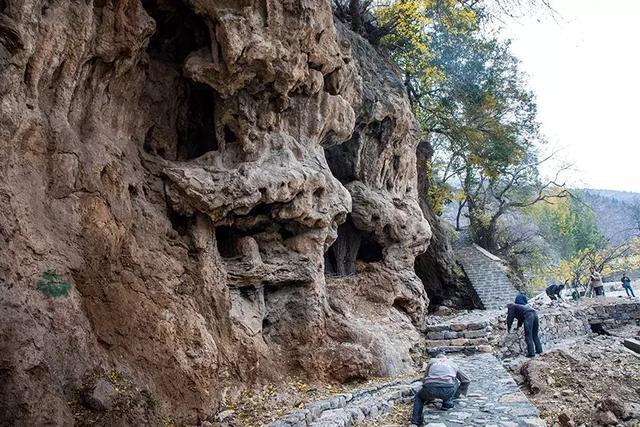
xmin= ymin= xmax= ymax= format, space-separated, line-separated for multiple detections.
xmin=262 ymin=317 xmax=271 ymax=335
xmin=357 ymin=233 xmax=383 ymax=262
xmin=323 ymin=68 xmax=342 ymax=95
xmin=215 ymin=226 xmax=239 ymax=259
xmin=324 ymin=216 xmax=382 ymax=276
xmin=324 ymin=137 xmax=359 ymax=184
xmin=415 ymin=140 xmax=482 ymax=312
xmin=142 ymin=0 xmax=218 ymax=160
xmin=176 ymin=81 xmax=218 ymax=160
xmin=223 ymin=124 xmax=238 ymax=145
xmin=590 ymin=322 xmax=611 ymax=336
xmin=167 ymin=206 xmax=193 ymax=238
xmin=247 ymin=203 xmax=272 ymax=218
xmin=144 ymin=0 xmax=210 ymax=64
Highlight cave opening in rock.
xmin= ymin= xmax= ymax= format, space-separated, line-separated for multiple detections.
xmin=414 ymin=254 xmax=482 ymax=312
xmin=223 ymin=124 xmax=238 ymax=144
xmin=323 ymin=137 xmax=359 ymax=184
xmin=357 ymin=234 xmax=383 ymax=262
xmin=167 ymin=205 xmax=193 ymax=238
xmin=324 ymin=216 xmax=383 ymax=276
xmin=175 ymin=81 xmax=218 ymax=160
xmin=144 ymin=0 xmax=210 ymax=64
xmin=215 ymin=226 xmax=239 ymax=259
xmin=142 ymin=0 xmax=218 ymax=160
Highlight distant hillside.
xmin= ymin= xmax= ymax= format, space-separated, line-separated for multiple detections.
xmin=438 ymin=187 xmax=640 ymax=245
xmin=579 ymin=189 xmax=640 ymax=244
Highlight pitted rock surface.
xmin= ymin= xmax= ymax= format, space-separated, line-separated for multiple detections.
xmin=0 ymin=0 xmax=431 ymax=424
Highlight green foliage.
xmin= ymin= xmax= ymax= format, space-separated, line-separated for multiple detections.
xmin=424 ymin=159 xmax=454 ymax=215
xmin=554 ymin=239 xmax=640 ymax=288
xmin=375 ymin=1 xmax=539 ymax=177
xmin=372 ymin=1 xmax=574 ymax=286
xmin=426 ymin=30 xmax=539 ymax=178
xmin=375 ymin=1 xmax=552 ymax=251
xmin=530 ymin=194 xmax=604 ymax=259
xmin=36 ymin=270 xmax=71 ymax=298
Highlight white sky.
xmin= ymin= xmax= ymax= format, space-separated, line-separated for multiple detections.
xmin=501 ymin=0 xmax=640 ymax=192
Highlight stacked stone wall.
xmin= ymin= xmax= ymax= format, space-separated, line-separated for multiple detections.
xmin=493 ymin=300 xmax=640 ymax=358
xmin=425 ymin=299 xmax=640 ymax=358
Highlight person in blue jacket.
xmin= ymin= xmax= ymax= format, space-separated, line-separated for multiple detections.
xmin=621 ymin=273 xmax=636 ymax=298
xmin=507 ymin=303 xmax=543 ymax=358
xmin=514 ymin=292 xmax=528 ymax=305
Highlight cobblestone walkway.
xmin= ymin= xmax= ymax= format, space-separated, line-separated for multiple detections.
xmin=416 ymin=353 xmax=544 ymax=427
xmin=268 ymin=353 xmax=545 ymax=427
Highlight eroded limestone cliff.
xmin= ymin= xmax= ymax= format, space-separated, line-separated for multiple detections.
xmin=0 ymin=0 xmax=432 ymax=424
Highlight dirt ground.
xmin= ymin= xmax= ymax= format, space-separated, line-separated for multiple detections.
xmin=516 ymin=327 xmax=640 ymax=427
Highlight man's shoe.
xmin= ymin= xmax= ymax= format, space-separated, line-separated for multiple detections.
xmin=526 ymin=354 xmax=535 ymax=358
xmin=441 ymin=404 xmax=454 ymax=410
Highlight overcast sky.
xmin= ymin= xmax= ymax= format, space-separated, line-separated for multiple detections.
xmin=501 ymin=0 xmax=640 ymax=192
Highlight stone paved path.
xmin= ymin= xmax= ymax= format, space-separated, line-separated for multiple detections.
xmin=416 ymin=353 xmax=544 ymax=427
xmin=268 ymin=353 xmax=545 ymax=427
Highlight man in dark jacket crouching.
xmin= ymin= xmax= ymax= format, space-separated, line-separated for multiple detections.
xmin=507 ymin=303 xmax=543 ymax=358
xmin=410 ymin=353 xmax=470 ymax=426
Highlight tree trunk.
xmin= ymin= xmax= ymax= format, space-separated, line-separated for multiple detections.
xmin=455 ymin=199 xmax=465 ymax=230
xmin=349 ymin=0 xmax=362 ymax=33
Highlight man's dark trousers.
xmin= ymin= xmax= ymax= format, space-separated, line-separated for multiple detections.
xmin=411 ymin=382 xmax=458 ymax=425
xmin=524 ymin=311 xmax=543 ymax=357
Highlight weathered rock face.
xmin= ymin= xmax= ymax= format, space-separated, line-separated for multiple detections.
xmin=414 ymin=142 xmax=479 ymax=311
xmin=0 ymin=0 xmax=430 ymax=424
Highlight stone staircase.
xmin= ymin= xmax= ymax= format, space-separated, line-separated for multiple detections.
xmin=455 ymin=244 xmax=518 ymax=310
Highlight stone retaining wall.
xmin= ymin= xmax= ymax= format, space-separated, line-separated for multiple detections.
xmin=425 ymin=299 xmax=640 ymax=358
xmin=493 ymin=300 xmax=640 ymax=358
xmin=267 ymin=378 xmax=421 ymax=427
xmin=425 ymin=320 xmax=493 ymax=354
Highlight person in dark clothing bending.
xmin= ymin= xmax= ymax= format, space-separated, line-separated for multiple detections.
xmin=514 ymin=292 xmax=528 ymax=305
xmin=506 ymin=303 xmax=543 ymax=358
xmin=545 ymin=283 xmax=565 ymax=301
